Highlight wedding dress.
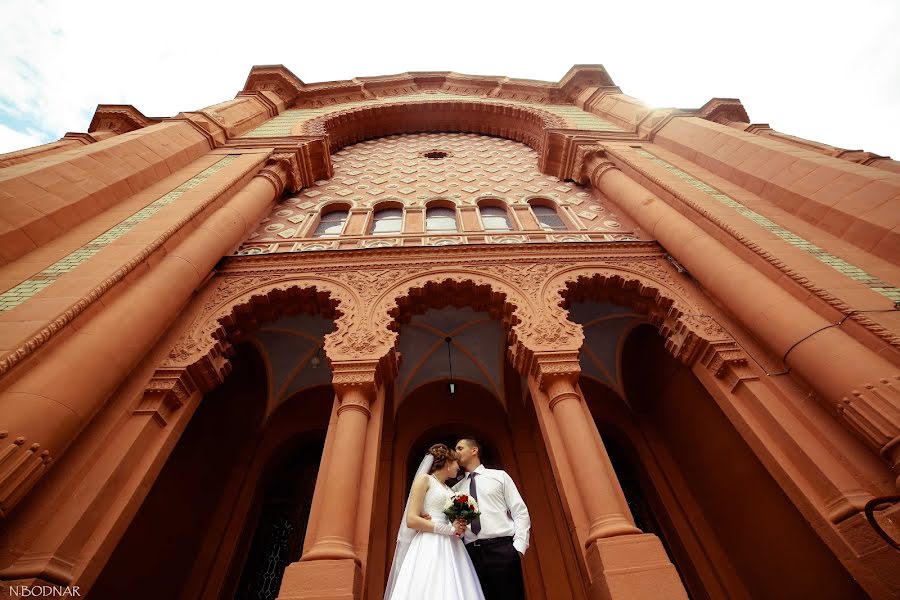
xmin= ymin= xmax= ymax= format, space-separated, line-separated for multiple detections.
xmin=384 ymin=474 xmax=486 ymax=600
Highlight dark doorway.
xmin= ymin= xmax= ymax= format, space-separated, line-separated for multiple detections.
xmin=88 ymin=344 xmax=268 ymax=600
xmin=234 ymin=437 xmax=324 ymax=600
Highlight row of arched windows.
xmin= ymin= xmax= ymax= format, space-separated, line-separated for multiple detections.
xmin=312 ymin=202 xmax=568 ymax=237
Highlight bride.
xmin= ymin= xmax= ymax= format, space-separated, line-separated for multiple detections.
xmin=384 ymin=444 xmax=486 ymax=600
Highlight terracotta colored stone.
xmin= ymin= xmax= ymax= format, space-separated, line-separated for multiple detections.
xmin=0 ymin=65 xmax=897 ymax=600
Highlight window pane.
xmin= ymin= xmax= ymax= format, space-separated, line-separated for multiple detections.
xmin=313 ymin=210 xmax=348 ymax=237
xmin=372 ymin=209 xmax=403 ymax=234
xmin=426 ymin=207 xmax=457 ymax=232
xmin=480 ymin=206 xmax=511 ymax=231
xmin=532 ymin=205 xmax=566 ymax=231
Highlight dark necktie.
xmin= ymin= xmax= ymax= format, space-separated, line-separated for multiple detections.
xmin=469 ymin=472 xmax=481 ymax=535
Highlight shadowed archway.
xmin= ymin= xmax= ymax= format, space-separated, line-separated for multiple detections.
xmin=573 ymin=324 xmax=869 ymax=600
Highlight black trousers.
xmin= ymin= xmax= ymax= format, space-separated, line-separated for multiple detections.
xmin=465 ymin=537 xmax=525 ymax=600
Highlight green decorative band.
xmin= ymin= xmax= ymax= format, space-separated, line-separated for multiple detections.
xmin=635 ymin=149 xmax=900 ymax=303
xmin=0 ymin=155 xmax=239 ymax=314
xmin=243 ymin=93 xmax=620 ymax=138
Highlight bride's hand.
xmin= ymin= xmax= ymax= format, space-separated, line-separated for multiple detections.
xmin=420 ymin=513 xmax=431 ymax=521
xmin=453 ymin=519 xmax=467 ymax=536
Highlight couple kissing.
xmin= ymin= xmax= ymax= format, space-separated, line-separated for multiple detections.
xmin=383 ymin=438 xmax=530 ymax=600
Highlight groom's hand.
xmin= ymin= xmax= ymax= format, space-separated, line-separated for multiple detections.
xmin=420 ymin=513 xmax=431 ymax=520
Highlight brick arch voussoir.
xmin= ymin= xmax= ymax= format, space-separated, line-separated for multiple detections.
xmin=546 ymin=265 xmax=746 ymax=371
xmin=158 ymin=276 xmax=362 ymax=397
xmin=363 ymin=270 xmax=552 ymax=377
xmin=296 ymin=101 xmax=566 ymax=153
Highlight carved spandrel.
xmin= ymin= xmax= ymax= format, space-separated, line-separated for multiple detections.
xmin=162 ymin=252 xmax=747 ymax=401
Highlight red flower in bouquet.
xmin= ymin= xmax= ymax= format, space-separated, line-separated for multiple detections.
xmin=443 ymin=493 xmax=481 ymax=537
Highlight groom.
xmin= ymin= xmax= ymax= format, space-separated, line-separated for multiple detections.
xmin=453 ymin=438 xmax=530 ymax=600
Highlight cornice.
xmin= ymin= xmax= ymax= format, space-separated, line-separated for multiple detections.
xmin=241 ymin=65 xmax=619 ymax=109
xmin=218 ymin=240 xmax=666 ymax=275
xmin=61 ymin=132 xmax=97 ymax=145
xmin=222 ymin=136 xmax=332 ymax=185
xmin=696 ymin=98 xmax=750 ymax=125
xmin=242 ymin=64 xmax=305 ymax=105
xmin=88 ymin=104 xmax=161 ymax=134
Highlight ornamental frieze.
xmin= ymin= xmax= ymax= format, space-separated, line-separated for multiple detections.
xmin=155 ymin=242 xmax=744 ymax=394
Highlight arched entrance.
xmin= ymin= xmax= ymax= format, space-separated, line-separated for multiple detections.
xmin=573 ymin=320 xmax=870 ymax=600
xmin=87 ymin=297 xmax=341 ymax=600
xmin=366 ymin=296 xmax=589 ymax=600
xmin=88 ymin=342 xmax=270 ymax=599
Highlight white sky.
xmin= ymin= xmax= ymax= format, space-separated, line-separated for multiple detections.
xmin=1 ymin=0 xmax=898 ymax=158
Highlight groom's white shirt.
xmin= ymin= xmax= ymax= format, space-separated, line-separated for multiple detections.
xmin=452 ymin=464 xmax=531 ymax=554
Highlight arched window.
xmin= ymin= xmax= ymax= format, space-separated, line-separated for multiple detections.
xmin=531 ymin=204 xmax=566 ymax=231
xmin=426 ymin=207 xmax=457 ymax=232
xmin=479 ymin=206 xmax=512 ymax=231
xmin=312 ymin=209 xmax=348 ymax=237
xmin=371 ymin=208 xmax=403 ymax=234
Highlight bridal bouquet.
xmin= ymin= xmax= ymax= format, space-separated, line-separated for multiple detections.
xmin=443 ymin=493 xmax=481 ymax=537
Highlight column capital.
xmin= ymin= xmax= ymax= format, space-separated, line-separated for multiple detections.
xmin=531 ymin=351 xmax=582 ymax=391
xmin=260 ymin=151 xmax=303 ymax=196
xmin=136 ymin=367 xmax=204 ymax=427
xmin=580 ymin=150 xmax=619 ymax=189
xmin=331 ymin=360 xmax=380 ymax=418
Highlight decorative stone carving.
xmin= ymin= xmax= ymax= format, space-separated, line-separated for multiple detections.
xmin=529 ymin=351 xmax=582 ymax=391
xmin=88 ymin=104 xmax=159 ymax=134
xmin=696 ymin=98 xmax=751 ymax=125
xmin=137 ymin=367 xmax=204 ymax=426
xmin=572 ymin=144 xmax=609 ymax=184
xmin=163 ymin=276 xmax=359 ymax=395
xmin=299 ymin=101 xmax=566 ymax=154
xmin=242 ymin=65 xmax=305 ymax=105
xmin=176 ymin=245 xmax=742 ymax=398
xmin=331 ymin=361 xmax=380 ymax=392
xmin=0 ymin=432 xmax=52 ymax=518
xmin=152 ymin=241 xmax=756 ymax=438
xmin=264 ymin=152 xmax=305 ymax=194
xmin=839 ymin=377 xmax=900 ymax=481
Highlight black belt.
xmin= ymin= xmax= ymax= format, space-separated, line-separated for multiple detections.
xmin=467 ymin=536 xmax=513 ymax=548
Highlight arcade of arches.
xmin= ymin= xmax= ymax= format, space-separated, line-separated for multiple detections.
xmin=1 ymin=66 xmax=899 ymax=600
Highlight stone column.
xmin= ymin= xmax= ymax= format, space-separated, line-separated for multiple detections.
xmin=277 ymin=363 xmax=379 ymax=600
xmin=0 ymin=153 xmax=298 ymax=518
xmin=301 ymin=379 xmax=373 ymax=562
xmin=583 ymin=153 xmax=900 ymax=483
xmin=533 ymin=355 xmax=640 ymax=542
xmin=528 ymin=353 xmax=688 ymax=600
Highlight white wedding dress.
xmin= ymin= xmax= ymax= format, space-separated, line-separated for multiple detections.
xmin=385 ymin=475 xmax=486 ymax=600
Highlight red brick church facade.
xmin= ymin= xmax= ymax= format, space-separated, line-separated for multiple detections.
xmin=0 ymin=65 xmax=898 ymax=599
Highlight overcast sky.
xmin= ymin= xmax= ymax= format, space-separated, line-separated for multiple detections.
xmin=1 ymin=0 xmax=898 ymax=158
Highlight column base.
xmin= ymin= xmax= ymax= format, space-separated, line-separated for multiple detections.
xmin=276 ymin=559 xmax=362 ymax=600
xmin=586 ymin=533 xmax=689 ymax=600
